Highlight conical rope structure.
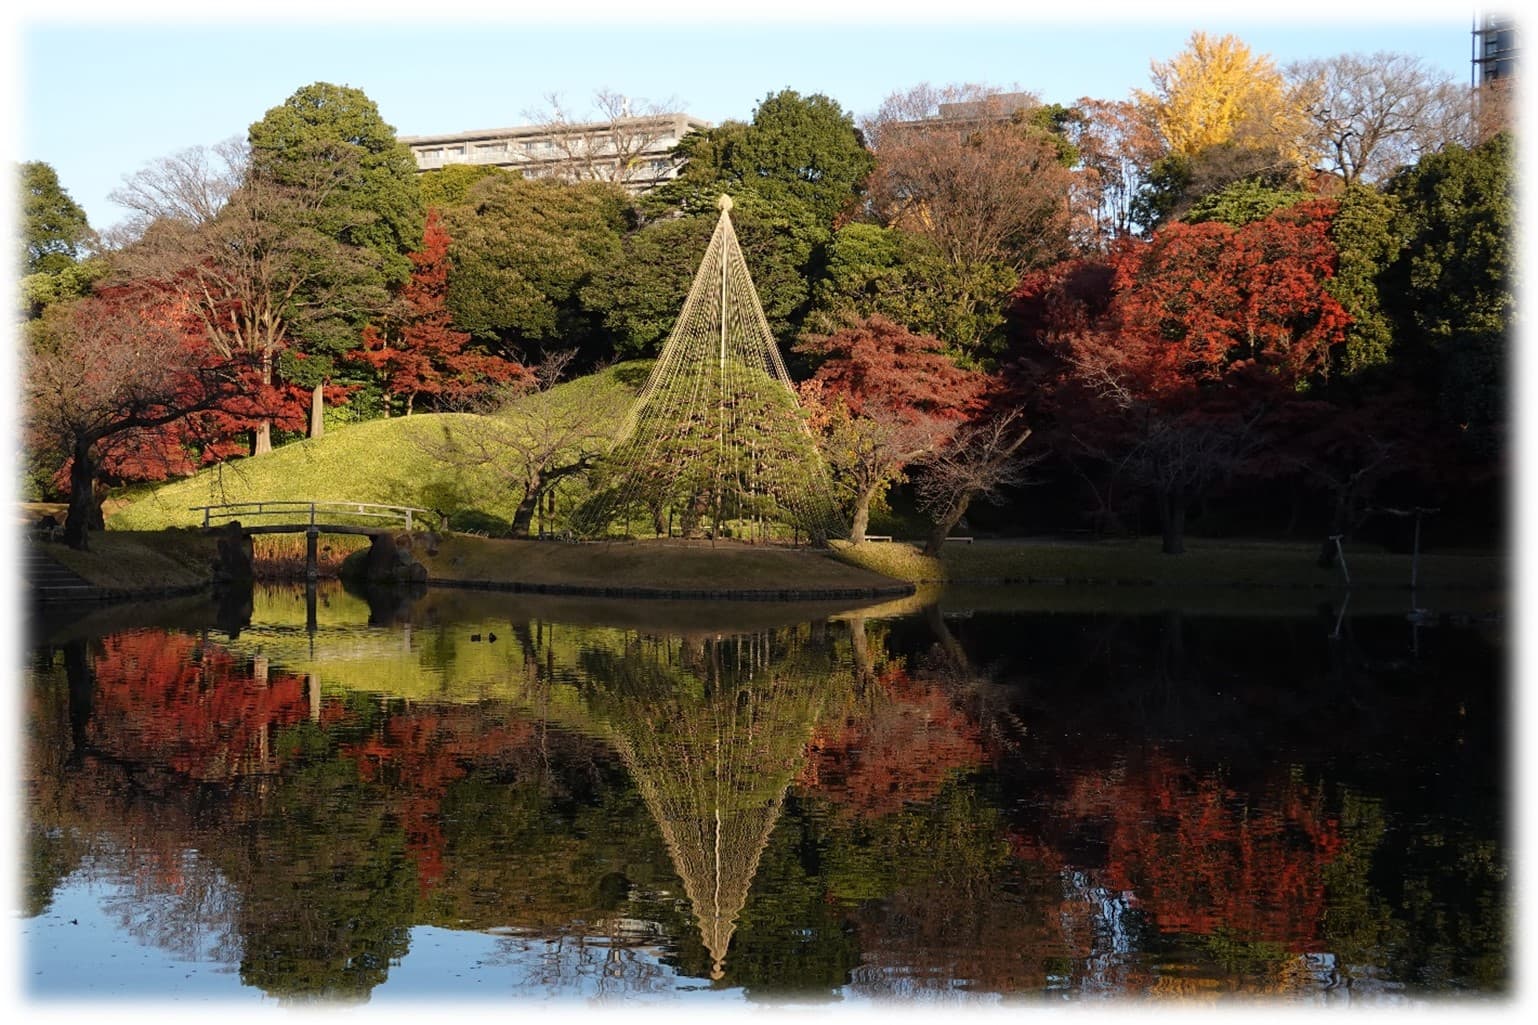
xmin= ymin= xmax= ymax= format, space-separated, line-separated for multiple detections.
xmin=573 ymin=195 xmax=844 ymax=543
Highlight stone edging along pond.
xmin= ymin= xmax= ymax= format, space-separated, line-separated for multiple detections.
xmin=427 ymin=576 xmax=917 ymax=602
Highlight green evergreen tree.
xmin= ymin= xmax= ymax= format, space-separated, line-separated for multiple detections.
xmin=1383 ymin=133 xmax=1513 ymax=458
xmin=1325 ymin=183 xmax=1405 ymax=376
xmin=247 ymin=82 xmax=423 ymax=288
xmin=442 ymin=175 xmax=631 ymax=363
xmin=18 ymin=161 xmax=95 ymax=275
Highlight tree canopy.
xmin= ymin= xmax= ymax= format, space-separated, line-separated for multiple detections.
xmin=19 ymin=161 xmax=95 ymax=276
xmin=1136 ymin=32 xmax=1311 ymax=162
xmin=15 ymin=50 xmax=1511 ymax=555
xmin=1289 ymin=51 xmax=1473 ymax=185
xmin=1382 ymin=133 xmax=1513 ymax=459
xmin=443 ymin=175 xmax=631 ymax=362
xmin=247 ymin=81 xmax=424 ymax=289
xmin=661 ymin=89 xmax=873 ymax=225
xmin=584 ymin=191 xmax=823 ymax=358
xmin=351 ymin=208 xmax=530 ymax=415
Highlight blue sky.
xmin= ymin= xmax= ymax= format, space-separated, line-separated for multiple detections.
xmin=6 ymin=2 xmax=1482 ymax=233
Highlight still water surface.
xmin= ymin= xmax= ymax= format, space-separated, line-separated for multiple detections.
xmin=21 ymin=583 xmax=1508 ymax=1006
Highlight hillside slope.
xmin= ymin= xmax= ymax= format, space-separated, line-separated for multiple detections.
xmin=110 ymin=362 xmax=647 ymax=531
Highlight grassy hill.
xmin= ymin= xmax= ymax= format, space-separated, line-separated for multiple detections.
xmin=109 ymin=362 xmax=648 ymax=532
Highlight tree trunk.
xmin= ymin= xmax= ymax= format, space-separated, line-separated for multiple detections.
xmin=254 ymin=351 xmax=275 ymax=455
xmin=511 ymin=474 xmax=544 ymax=537
xmin=923 ymin=496 xmax=972 ymax=556
xmin=849 ymin=484 xmax=876 ymax=543
xmin=63 ymin=438 xmax=97 ymax=551
xmin=847 ymin=616 xmax=874 ymax=685
xmin=1158 ymin=487 xmax=1186 ymax=555
xmin=681 ymin=494 xmax=708 ymax=539
xmin=310 ymin=383 xmax=325 ymax=439
xmin=923 ymin=601 xmax=971 ymax=674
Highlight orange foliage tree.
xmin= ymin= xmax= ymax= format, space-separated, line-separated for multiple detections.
xmin=350 ymin=209 xmax=531 ymax=414
xmin=800 ymin=659 xmax=987 ymax=819
xmin=1057 ymin=750 xmax=1343 ymax=949
xmin=1009 ymin=199 xmax=1350 ymax=551
xmin=796 ymin=316 xmax=988 ymax=541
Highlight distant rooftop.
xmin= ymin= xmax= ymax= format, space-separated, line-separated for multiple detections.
xmin=400 ymin=112 xmax=711 ymax=193
xmin=934 ymin=92 xmax=1037 ymax=121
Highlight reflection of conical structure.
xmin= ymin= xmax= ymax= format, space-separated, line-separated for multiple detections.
xmin=574 ymin=628 xmax=847 ymax=978
xmin=575 ymin=196 xmax=841 ymax=542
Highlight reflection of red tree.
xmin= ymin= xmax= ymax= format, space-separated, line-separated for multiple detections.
xmin=1059 ymin=751 xmax=1343 ymax=949
xmin=90 ymin=631 xmax=309 ymax=780
xmin=800 ymin=664 xmax=986 ymax=818
xmin=342 ymin=708 xmax=535 ymax=896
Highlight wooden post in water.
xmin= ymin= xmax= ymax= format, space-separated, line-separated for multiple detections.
xmin=306 ymin=527 xmax=319 ymax=581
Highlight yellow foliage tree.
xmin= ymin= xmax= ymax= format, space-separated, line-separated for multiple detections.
xmin=1136 ymin=32 xmax=1313 ymax=163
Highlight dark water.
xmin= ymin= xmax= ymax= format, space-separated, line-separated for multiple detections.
xmin=19 ymin=583 xmax=1509 ymax=1007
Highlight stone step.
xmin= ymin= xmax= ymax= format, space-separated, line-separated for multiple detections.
xmin=21 ymin=546 xmax=99 ymax=600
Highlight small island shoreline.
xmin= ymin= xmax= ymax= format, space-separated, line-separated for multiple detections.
xmin=25 ymin=528 xmax=1504 ymax=609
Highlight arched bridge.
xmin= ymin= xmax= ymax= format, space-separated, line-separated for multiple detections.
xmin=192 ymin=501 xmax=436 ymax=579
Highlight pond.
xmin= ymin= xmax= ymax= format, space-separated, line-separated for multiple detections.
xmin=19 ymin=581 xmax=1508 ymax=1008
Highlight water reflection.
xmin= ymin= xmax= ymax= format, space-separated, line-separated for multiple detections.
xmin=568 ymin=627 xmax=845 ymax=980
xmin=21 ymin=584 xmax=1508 ymax=1004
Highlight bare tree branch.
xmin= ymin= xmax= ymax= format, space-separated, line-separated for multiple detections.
xmin=1289 ymin=52 xmax=1475 ymax=185
xmin=914 ymin=409 xmax=1036 ymax=554
xmin=106 ymin=137 xmax=248 ymax=245
xmin=523 ymin=89 xmax=688 ymax=186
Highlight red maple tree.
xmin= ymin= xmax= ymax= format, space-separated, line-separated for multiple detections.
xmin=797 ymin=315 xmax=989 ymax=420
xmin=799 ymin=659 xmax=987 ymax=818
xmin=24 ymin=282 xmax=261 ymax=547
xmin=796 ymin=316 xmax=991 ymax=541
xmin=350 ymin=209 xmax=530 ymax=414
xmin=1008 ymin=200 xmax=1351 ymax=551
xmin=341 ymin=705 xmax=539 ymax=897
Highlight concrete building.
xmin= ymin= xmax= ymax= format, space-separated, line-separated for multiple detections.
xmin=878 ymin=91 xmax=1039 ymax=146
xmin=1472 ymin=13 xmax=1517 ymax=86
xmin=400 ymin=112 xmax=710 ymax=193
xmin=933 ymin=91 xmax=1037 ymax=123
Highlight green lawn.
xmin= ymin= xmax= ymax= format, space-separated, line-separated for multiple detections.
xmin=34 ymin=530 xmax=219 ymax=591
xmin=108 ymin=362 xmax=645 ymax=532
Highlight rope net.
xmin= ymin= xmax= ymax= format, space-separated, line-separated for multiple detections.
xmin=573 ymin=196 xmax=843 ymax=543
